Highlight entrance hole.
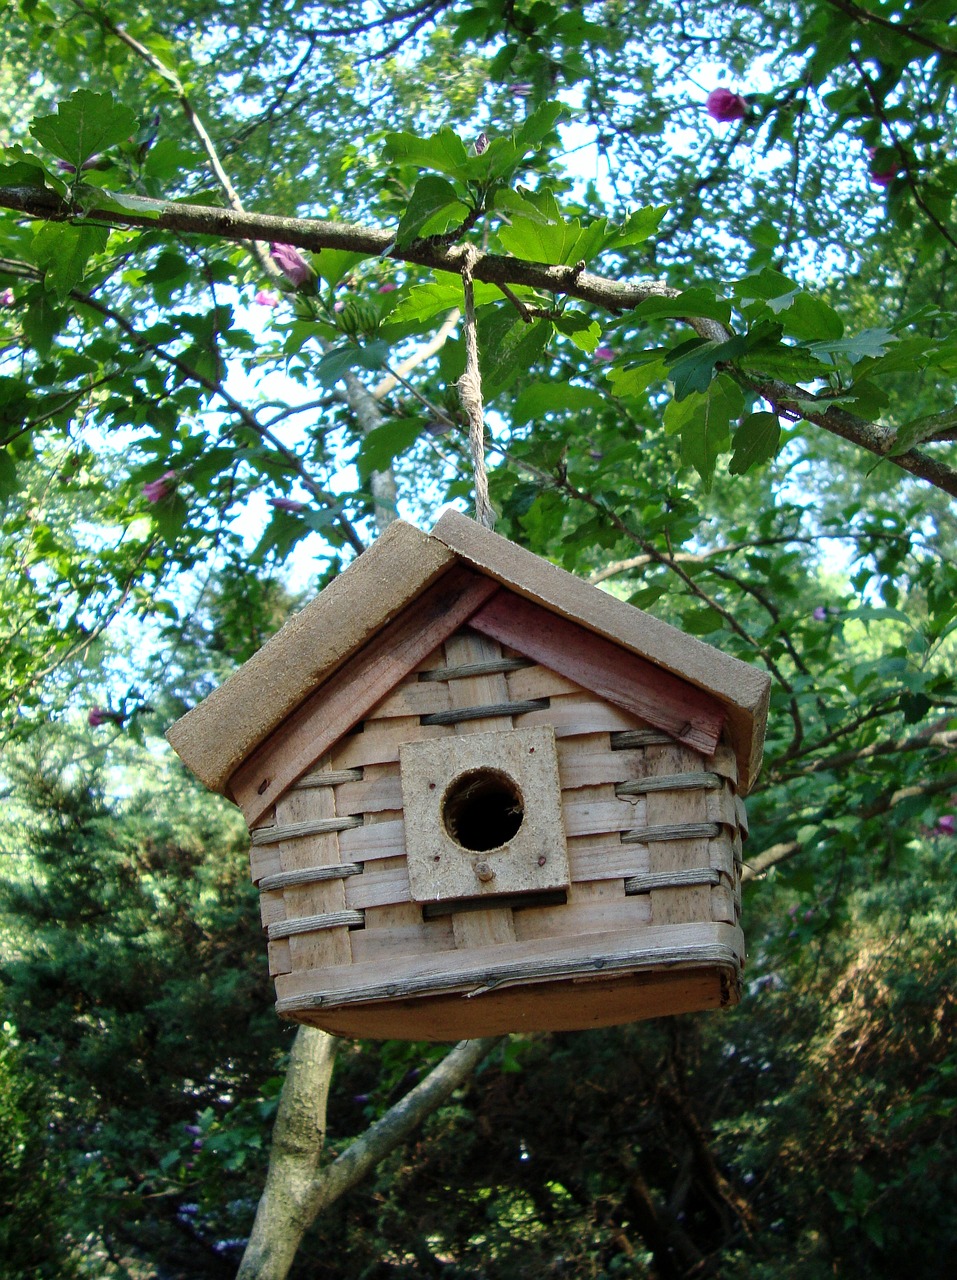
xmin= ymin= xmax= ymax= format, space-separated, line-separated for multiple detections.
xmin=442 ymin=768 xmax=525 ymax=852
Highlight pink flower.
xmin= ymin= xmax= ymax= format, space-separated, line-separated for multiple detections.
xmin=142 ymin=470 xmax=177 ymax=503
xmin=937 ymin=814 xmax=956 ymax=836
xmin=594 ymin=345 xmax=616 ymax=361
xmin=270 ymin=243 xmax=313 ymax=288
xmin=334 ymin=299 xmax=346 ymax=313
xmin=0 ymin=288 xmax=13 ymax=307
xmin=88 ymin=706 xmax=123 ymax=727
xmin=55 ymin=154 xmax=104 ymax=174
xmin=706 ymin=88 xmax=747 ymax=122
xmin=868 ymin=147 xmax=903 ymax=187
xmin=269 ymin=496 xmax=307 ymax=513
xmin=377 ymin=282 xmax=398 ymax=293
xmin=812 ymin=606 xmax=828 ymax=621
xmin=254 ymin=289 xmax=280 ymax=307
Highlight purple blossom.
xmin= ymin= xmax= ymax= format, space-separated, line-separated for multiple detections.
xmin=869 ymin=164 xmax=898 ymax=188
xmin=269 ymin=496 xmax=307 ymax=513
xmin=937 ymin=814 xmax=956 ymax=836
xmin=0 ymin=288 xmax=14 ymax=307
xmin=254 ymin=289 xmax=280 ymax=308
xmin=270 ymin=243 xmax=313 ymax=287
xmin=706 ymin=88 xmax=747 ymax=123
xmin=88 ymin=707 xmax=122 ymax=728
xmin=812 ymin=606 xmax=828 ymax=621
xmin=377 ymin=282 xmax=398 ymax=293
xmin=55 ymin=153 xmax=104 ymax=174
xmin=867 ymin=147 xmax=903 ymax=187
xmin=594 ymin=345 xmax=616 ymax=361
xmin=142 ymin=470 xmax=178 ymax=504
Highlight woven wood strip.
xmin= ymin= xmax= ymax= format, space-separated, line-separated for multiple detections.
xmin=257 ymin=864 xmax=363 ymax=892
xmin=251 ymin=815 xmax=363 ymax=846
xmin=620 ymin=821 xmax=722 ymax=844
xmin=420 ymin=697 xmax=549 ymax=726
xmin=275 ymin=938 xmax=740 ymax=1011
xmin=615 ymin=771 xmax=722 ymax=796
xmin=292 ymin=768 xmax=364 ymax=790
xmin=419 ymin=656 xmax=534 ymax=682
xmin=624 ymin=868 xmax=721 ymax=894
xmin=610 ymin=729 xmax=678 ymax=749
xmin=267 ymin=909 xmax=365 ymax=940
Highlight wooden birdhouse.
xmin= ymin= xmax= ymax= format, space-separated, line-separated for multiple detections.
xmin=167 ymin=511 xmax=770 ymax=1041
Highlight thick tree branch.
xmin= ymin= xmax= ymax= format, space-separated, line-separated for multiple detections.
xmin=237 ymin=1035 xmax=502 ymax=1280
xmin=2 ymin=184 xmax=956 ymax=497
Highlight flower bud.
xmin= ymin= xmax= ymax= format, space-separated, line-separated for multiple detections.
xmin=706 ymin=88 xmax=747 ymax=122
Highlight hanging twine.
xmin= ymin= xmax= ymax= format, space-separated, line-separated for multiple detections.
xmin=458 ymin=245 xmax=496 ymax=530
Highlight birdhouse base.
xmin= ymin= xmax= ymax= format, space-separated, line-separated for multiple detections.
xmin=271 ymin=918 xmax=744 ymax=1041
xmin=280 ymin=963 xmax=739 ymax=1041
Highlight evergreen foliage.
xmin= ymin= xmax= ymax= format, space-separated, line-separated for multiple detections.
xmin=0 ymin=0 xmax=955 ymax=1275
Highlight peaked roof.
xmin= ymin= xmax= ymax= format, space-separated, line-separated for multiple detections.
xmin=167 ymin=510 xmax=771 ymax=798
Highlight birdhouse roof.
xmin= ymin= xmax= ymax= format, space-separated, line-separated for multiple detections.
xmin=167 ymin=510 xmax=771 ymax=802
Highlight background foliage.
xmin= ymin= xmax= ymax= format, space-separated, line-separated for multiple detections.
xmin=1 ymin=1 xmax=956 ymax=1276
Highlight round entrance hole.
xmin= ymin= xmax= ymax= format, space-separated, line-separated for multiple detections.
xmin=441 ymin=768 xmax=525 ymax=852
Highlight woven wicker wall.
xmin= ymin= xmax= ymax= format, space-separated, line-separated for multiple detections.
xmin=248 ymin=624 xmax=745 ymax=1035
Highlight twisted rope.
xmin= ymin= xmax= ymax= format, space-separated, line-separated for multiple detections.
xmin=458 ymin=245 xmax=495 ymax=530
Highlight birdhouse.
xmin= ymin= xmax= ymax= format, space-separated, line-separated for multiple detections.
xmin=167 ymin=511 xmax=770 ymax=1041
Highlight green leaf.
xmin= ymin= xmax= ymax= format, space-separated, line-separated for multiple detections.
xmin=552 ymin=313 xmax=602 ymax=352
xmin=357 ymin=417 xmax=425 ymax=480
xmin=21 ymin=291 xmax=64 ymax=355
xmin=382 ymin=126 xmax=470 ymax=180
xmin=395 ymin=175 xmax=469 ymax=247
xmin=785 ymin=292 xmax=844 ymax=341
xmin=479 ymin=308 xmax=552 ymax=399
xmin=498 ymin=188 xmax=605 ymax=266
xmin=808 ymin=327 xmax=898 ymax=366
xmin=30 ymin=90 xmax=137 ymax=168
xmin=664 ymin=374 xmax=741 ymax=490
xmin=607 ymin=357 xmax=667 ymax=399
xmin=890 ymin=405 xmax=957 ymax=455
xmin=151 ymin=492 xmax=189 ymax=547
xmin=0 ymin=449 xmax=18 ymax=498
xmin=667 ymin=335 xmax=747 ymax=399
xmin=681 ymin=606 xmax=725 ymax=635
xmin=513 ymin=383 xmax=605 ymax=425
xmin=602 ymin=205 xmax=668 ymax=250
xmin=32 ymin=223 xmax=109 ymax=301
xmin=493 ymin=187 xmax=556 ymax=224
xmin=738 ymin=338 xmax=833 ymax=382
xmin=635 ymin=288 xmax=732 ymax=324
xmin=315 ymin=248 xmax=371 ymax=289
xmin=315 ymin=340 xmax=391 ymax=387
xmin=462 ymin=102 xmax=568 ymax=183
xmin=0 ymin=145 xmax=53 ymax=187
xmin=729 ymin=411 xmax=782 ymax=475
xmin=389 ymin=278 xmax=499 ymax=326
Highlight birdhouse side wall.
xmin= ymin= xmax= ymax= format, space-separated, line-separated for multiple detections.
xmin=249 ymin=625 xmax=744 ymax=1021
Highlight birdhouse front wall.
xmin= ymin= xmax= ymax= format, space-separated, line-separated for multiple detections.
xmin=248 ymin=618 xmax=746 ymax=1039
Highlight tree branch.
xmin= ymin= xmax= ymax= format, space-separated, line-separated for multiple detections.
xmin=742 ymin=768 xmax=957 ymax=882
xmin=237 ymin=1035 xmax=502 ymax=1280
xmin=2 ymin=183 xmax=956 ymax=497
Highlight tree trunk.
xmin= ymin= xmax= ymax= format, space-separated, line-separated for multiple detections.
xmin=237 ymin=1035 xmax=501 ymax=1279
xmin=237 ymin=1027 xmax=340 ymax=1280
